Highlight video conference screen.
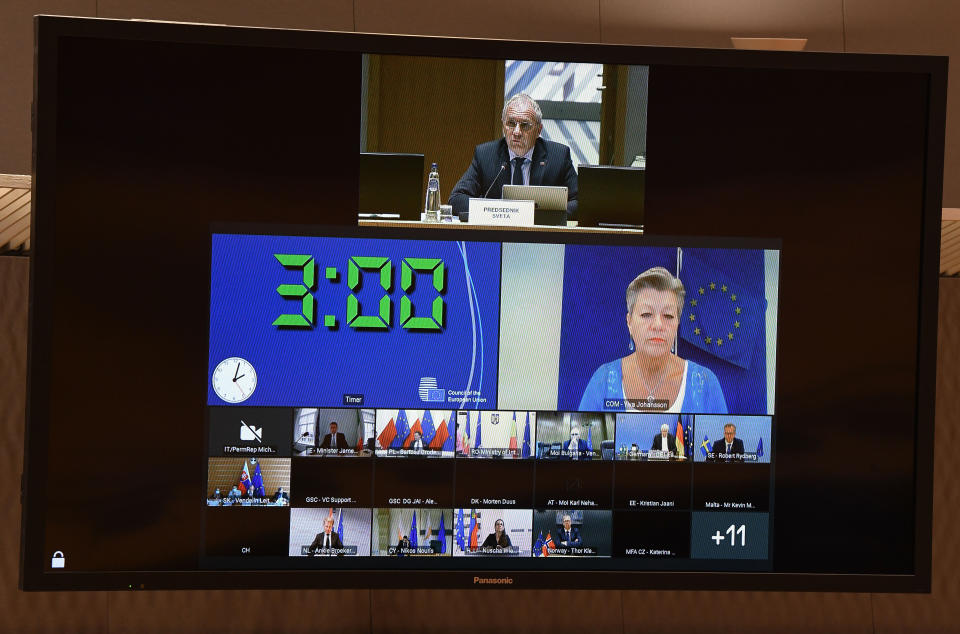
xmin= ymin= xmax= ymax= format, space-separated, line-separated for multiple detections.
xmin=23 ymin=16 xmax=941 ymax=591
xmin=203 ymin=229 xmax=779 ymax=568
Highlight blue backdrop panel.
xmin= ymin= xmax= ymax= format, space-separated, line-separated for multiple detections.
xmin=208 ymin=234 xmax=501 ymax=408
xmin=556 ymin=245 xmax=772 ymax=415
xmin=557 ymin=245 xmax=676 ymax=410
xmin=693 ymin=414 xmax=772 ymax=463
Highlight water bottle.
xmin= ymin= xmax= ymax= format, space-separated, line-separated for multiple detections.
xmin=424 ymin=162 xmax=440 ymax=221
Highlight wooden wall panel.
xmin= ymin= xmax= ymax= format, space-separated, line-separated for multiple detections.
xmin=367 ymin=55 xmax=504 ymax=203
xmin=622 ymin=591 xmax=875 ymax=634
xmin=598 ymin=0 xmax=844 ymax=50
xmin=844 ymin=0 xmax=960 ymax=208
xmin=109 ymin=589 xmax=371 ymax=633
xmin=96 ymin=0 xmax=354 ymax=32
xmin=356 ymin=0 xmax=601 ymax=42
xmin=0 ymin=0 xmax=97 ymax=175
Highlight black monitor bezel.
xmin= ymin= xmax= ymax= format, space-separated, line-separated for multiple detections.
xmin=22 ymin=15 xmax=943 ymax=592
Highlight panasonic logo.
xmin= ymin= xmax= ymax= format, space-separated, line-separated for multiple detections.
xmin=473 ymin=576 xmax=514 ymax=585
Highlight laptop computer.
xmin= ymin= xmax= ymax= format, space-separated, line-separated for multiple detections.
xmin=358 ymin=152 xmax=424 ymax=221
xmin=501 ymin=184 xmax=568 ymax=226
xmin=576 ymin=165 xmax=645 ymax=228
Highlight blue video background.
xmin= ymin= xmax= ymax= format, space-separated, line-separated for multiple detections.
xmin=208 ymin=234 xmax=501 ymax=408
xmin=556 ymin=245 xmax=770 ymax=414
xmin=693 ymin=414 xmax=771 ymax=463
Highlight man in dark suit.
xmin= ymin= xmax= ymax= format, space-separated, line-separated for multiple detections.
xmin=559 ymin=425 xmax=591 ymax=460
xmin=449 ymin=93 xmax=578 ymax=220
xmin=271 ymin=486 xmax=289 ymax=503
xmin=557 ymin=514 xmax=582 ymax=548
xmin=319 ymin=421 xmax=348 ymax=451
xmin=710 ymin=423 xmax=745 ymax=462
xmin=651 ymin=423 xmax=678 ymax=456
xmin=309 ymin=517 xmax=344 ymax=555
xmin=395 ymin=535 xmax=411 ymax=557
xmin=408 ymin=430 xmax=431 ymax=452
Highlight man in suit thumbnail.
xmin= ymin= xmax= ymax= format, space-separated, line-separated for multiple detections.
xmin=319 ymin=421 xmax=348 ymax=451
xmin=651 ymin=423 xmax=678 ymax=455
xmin=710 ymin=423 xmax=745 ymax=462
xmin=396 ymin=534 xmax=411 ymax=557
xmin=557 ymin=514 xmax=582 ymax=548
xmin=449 ymin=93 xmax=579 ymax=220
xmin=310 ymin=517 xmax=344 ymax=555
xmin=271 ymin=486 xmax=289 ymax=503
xmin=561 ymin=425 xmax=591 ymax=460
xmin=409 ymin=430 xmax=427 ymax=452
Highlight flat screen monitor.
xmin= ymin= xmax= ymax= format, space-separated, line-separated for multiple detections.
xmin=577 ymin=165 xmax=645 ymax=228
xmin=21 ymin=15 xmax=944 ymax=592
xmin=358 ymin=152 xmax=424 ymax=220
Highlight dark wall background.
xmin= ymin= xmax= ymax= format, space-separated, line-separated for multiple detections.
xmin=2 ymin=266 xmax=959 ymax=632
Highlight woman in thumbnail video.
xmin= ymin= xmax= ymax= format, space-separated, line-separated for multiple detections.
xmin=481 ymin=518 xmax=512 ymax=549
xmin=578 ymin=267 xmax=727 ymax=413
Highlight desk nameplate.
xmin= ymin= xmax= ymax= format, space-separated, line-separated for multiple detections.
xmin=468 ymin=198 xmax=535 ymax=227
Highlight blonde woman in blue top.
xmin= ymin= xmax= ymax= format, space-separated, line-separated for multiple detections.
xmin=578 ymin=267 xmax=727 ymax=414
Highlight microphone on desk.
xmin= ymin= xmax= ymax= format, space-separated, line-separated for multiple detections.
xmin=483 ymin=163 xmax=508 ymax=198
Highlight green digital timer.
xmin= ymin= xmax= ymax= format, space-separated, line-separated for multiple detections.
xmin=271 ymin=254 xmax=446 ymax=330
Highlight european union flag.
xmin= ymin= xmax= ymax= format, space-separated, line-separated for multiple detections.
xmin=533 ymin=531 xmax=544 ymax=557
xmin=421 ymin=410 xmax=437 ymax=445
xmin=437 ymin=513 xmax=447 ymax=554
xmin=678 ymin=250 xmax=765 ymax=370
xmin=456 ymin=508 xmax=465 ymax=550
xmin=474 ymin=412 xmax=482 ymax=449
xmin=522 ymin=412 xmax=531 ymax=459
xmin=757 ymin=437 xmax=764 ymax=459
xmin=409 ymin=511 xmax=418 ymax=549
xmin=337 ymin=510 xmax=344 ymax=542
xmin=392 ymin=410 xmax=410 ymax=449
xmin=250 ymin=461 xmax=265 ymax=497
xmin=444 ymin=410 xmax=456 ymax=452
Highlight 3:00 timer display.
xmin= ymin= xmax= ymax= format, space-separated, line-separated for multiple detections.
xmin=272 ymin=254 xmax=446 ymax=331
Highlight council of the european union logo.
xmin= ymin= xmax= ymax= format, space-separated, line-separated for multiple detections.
xmin=678 ymin=251 xmax=765 ymax=369
xmin=418 ymin=377 xmax=445 ymax=402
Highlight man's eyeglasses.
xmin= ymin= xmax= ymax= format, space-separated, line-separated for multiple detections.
xmin=503 ymin=119 xmax=535 ymax=132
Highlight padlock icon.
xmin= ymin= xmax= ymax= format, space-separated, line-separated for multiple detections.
xmin=51 ymin=551 xmax=65 ymax=568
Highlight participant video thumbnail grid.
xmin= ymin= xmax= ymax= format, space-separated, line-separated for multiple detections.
xmin=205 ymin=407 xmax=774 ymax=560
